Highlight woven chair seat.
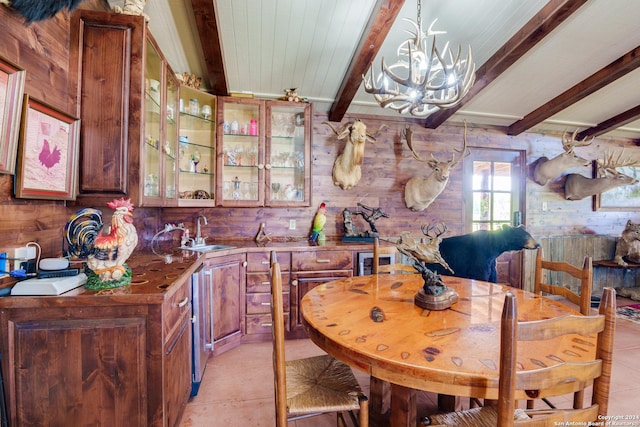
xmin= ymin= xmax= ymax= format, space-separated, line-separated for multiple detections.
xmin=426 ymin=406 xmax=531 ymax=426
xmin=286 ymin=354 xmax=364 ymax=416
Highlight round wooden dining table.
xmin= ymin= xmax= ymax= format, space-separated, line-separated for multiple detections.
xmin=300 ymin=273 xmax=593 ymax=427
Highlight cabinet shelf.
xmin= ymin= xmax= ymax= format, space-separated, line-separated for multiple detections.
xmin=179 ymin=169 xmax=214 ymax=176
xmin=180 ymin=111 xmax=215 ymax=123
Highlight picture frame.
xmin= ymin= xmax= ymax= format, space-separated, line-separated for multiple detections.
xmin=15 ymin=95 xmax=80 ymax=200
xmin=0 ymin=56 xmax=26 ymax=174
xmin=593 ymin=162 xmax=640 ymax=211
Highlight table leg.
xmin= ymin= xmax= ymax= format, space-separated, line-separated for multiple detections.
xmin=390 ymin=383 xmax=416 ymax=427
xmin=369 ymin=377 xmax=390 ymax=426
xmin=437 ymin=394 xmax=458 ymax=412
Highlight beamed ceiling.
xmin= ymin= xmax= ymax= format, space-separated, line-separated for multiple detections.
xmin=127 ymin=0 xmax=640 ymax=141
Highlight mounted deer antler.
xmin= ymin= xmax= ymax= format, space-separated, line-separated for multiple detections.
xmin=564 ymin=149 xmax=640 ymax=200
xmin=323 ymin=119 xmax=386 ymax=190
xmin=532 ymin=129 xmax=593 ymax=185
xmin=403 ymin=123 xmax=470 ymax=211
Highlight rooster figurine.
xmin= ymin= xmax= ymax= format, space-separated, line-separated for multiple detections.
xmin=64 ymin=198 xmax=138 ymax=289
xmin=309 ymin=202 xmax=327 ymax=242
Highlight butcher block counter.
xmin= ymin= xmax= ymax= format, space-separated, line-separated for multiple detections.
xmin=0 ymin=239 xmax=380 ymax=426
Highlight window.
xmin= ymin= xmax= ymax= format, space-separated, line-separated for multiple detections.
xmin=464 ymin=149 xmax=525 ymax=232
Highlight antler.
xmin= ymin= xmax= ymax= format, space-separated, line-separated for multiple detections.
xmin=421 ymin=222 xmax=448 ymax=239
xmin=322 ymin=120 xmax=351 ymax=137
xmin=562 ymin=129 xmax=594 ymax=153
xmin=449 ymin=121 xmax=470 ymax=167
xmin=403 ymin=126 xmax=426 ymax=162
xmin=597 ymin=150 xmax=640 ymax=171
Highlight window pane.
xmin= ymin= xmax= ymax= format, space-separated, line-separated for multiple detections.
xmin=472 ymin=161 xmax=492 ymax=190
xmin=474 ymin=222 xmax=491 ymax=231
xmin=493 ymin=162 xmax=512 ymax=191
xmin=473 ymin=192 xmax=491 ymax=221
xmin=493 ymin=193 xmax=512 ymax=221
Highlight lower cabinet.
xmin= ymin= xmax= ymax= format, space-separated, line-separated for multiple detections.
xmin=0 ymin=275 xmax=193 ymax=427
xmin=203 ymin=253 xmax=246 ymax=355
xmin=290 ymin=250 xmax=354 ymax=337
xmin=244 ymin=251 xmax=291 ymax=342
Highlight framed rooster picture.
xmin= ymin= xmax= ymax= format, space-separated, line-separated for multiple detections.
xmin=0 ymin=56 xmax=25 ymax=174
xmin=15 ymin=95 xmax=80 ymax=200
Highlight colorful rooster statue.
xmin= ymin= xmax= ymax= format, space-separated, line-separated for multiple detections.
xmin=309 ymin=202 xmax=327 ymax=242
xmin=64 ymin=198 xmax=138 ymax=289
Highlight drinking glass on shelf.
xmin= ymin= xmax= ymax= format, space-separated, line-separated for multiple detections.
xmin=271 ymin=182 xmax=281 ymax=200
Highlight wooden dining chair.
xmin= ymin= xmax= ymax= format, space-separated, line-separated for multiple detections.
xmin=534 ymin=247 xmax=593 ymax=315
xmin=373 ymin=237 xmax=417 ymax=274
xmin=533 ymin=247 xmax=594 ymax=410
xmin=423 ymin=287 xmax=616 ymax=427
xmin=269 ymin=251 xmax=369 ymax=427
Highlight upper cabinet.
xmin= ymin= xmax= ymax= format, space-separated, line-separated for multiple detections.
xmin=216 ymin=97 xmax=311 ymax=207
xmin=71 ymin=10 xmax=178 ymax=207
xmin=177 ymin=86 xmax=216 ymax=207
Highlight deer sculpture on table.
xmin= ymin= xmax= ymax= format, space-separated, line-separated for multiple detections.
xmin=403 ymin=124 xmax=470 ymax=211
xmin=564 ymin=150 xmax=639 ymax=200
xmin=532 ymin=129 xmax=593 ymax=185
xmin=323 ymin=119 xmax=386 ymax=190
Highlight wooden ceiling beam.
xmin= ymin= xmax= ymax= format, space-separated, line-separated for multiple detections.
xmin=327 ymin=0 xmax=406 ymax=123
xmin=508 ymin=44 xmax=640 ymax=136
xmin=190 ymin=0 xmax=228 ymax=96
xmin=423 ymin=0 xmax=589 ymax=130
xmin=577 ymin=105 xmax=640 ymax=140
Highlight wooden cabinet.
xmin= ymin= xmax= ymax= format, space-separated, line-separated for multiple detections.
xmin=0 ymin=271 xmax=193 ymax=427
xmin=71 ymin=10 xmax=178 ymax=207
xmin=244 ymin=251 xmax=291 ymax=342
xmin=177 ymin=86 xmax=216 ymax=206
xmin=216 ymin=97 xmax=312 ymax=207
xmin=290 ymin=250 xmax=354 ymax=337
xmin=203 ymin=253 xmax=246 ymax=355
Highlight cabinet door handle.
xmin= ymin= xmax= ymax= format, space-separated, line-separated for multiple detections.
xmin=177 ymin=297 xmax=189 ymax=308
xmin=205 ymin=270 xmax=215 ymax=349
xmin=261 ymin=302 xmax=271 ymax=306
xmin=291 ymin=279 xmax=298 ymax=287
xmin=261 ymin=260 xmax=269 ymax=265
xmin=264 ymin=164 xmax=271 ymax=170
xmin=243 ymin=261 xmax=248 ymax=267
xmin=258 ymin=164 xmax=265 ymax=169
xmin=261 ymin=323 xmax=273 ymax=327
xmin=261 ymin=281 xmax=270 ymax=285
xmin=316 ymin=259 xmax=330 ymax=263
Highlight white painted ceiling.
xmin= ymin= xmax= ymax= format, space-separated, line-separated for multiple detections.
xmin=121 ymin=0 xmax=640 ymax=140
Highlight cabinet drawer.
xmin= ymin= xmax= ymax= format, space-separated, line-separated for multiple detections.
xmin=292 ymin=250 xmax=353 ymax=271
xmin=246 ymin=292 xmax=289 ymax=314
xmin=246 ymin=313 xmax=289 ymax=335
xmin=163 ymin=279 xmax=191 ymax=338
xmin=247 ymin=272 xmax=290 ymax=293
xmin=247 ymin=252 xmax=290 ymax=272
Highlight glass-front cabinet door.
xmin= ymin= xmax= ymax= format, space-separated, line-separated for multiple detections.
xmin=143 ymin=39 xmax=163 ymax=205
xmin=266 ymin=101 xmax=311 ymax=207
xmin=216 ymin=97 xmax=311 ymax=207
xmin=164 ymin=69 xmax=179 ymax=206
xmin=216 ymin=98 xmax=265 ymax=207
xmin=178 ymin=85 xmax=216 ymax=207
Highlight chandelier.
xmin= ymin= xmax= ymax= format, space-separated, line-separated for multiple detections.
xmin=363 ymin=0 xmax=476 ymax=117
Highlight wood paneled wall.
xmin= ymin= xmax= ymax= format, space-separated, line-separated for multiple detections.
xmin=1 ymin=3 xmax=639 ymax=265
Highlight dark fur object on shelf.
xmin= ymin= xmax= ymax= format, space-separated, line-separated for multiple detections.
xmin=6 ymin=0 xmax=86 ymax=22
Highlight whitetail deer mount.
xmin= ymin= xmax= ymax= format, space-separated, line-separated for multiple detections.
xmin=323 ymin=119 xmax=386 ymax=190
xmin=564 ymin=150 xmax=639 ymax=200
xmin=403 ymin=124 xmax=470 ymax=211
xmin=532 ymin=129 xmax=593 ymax=185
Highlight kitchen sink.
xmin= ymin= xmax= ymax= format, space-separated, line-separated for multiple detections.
xmin=179 ymin=244 xmax=236 ymax=253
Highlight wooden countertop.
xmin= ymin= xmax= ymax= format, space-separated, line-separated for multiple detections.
xmin=0 ymin=239 xmax=382 ymax=307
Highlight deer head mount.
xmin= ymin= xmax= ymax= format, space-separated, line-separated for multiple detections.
xmin=403 ymin=123 xmax=470 ymax=211
xmin=564 ymin=150 xmax=639 ymax=200
xmin=532 ymin=129 xmax=593 ymax=186
xmin=323 ymin=119 xmax=386 ymax=190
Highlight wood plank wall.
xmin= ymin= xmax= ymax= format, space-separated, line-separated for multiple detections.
xmin=1 ymin=3 xmax=639 ymax=281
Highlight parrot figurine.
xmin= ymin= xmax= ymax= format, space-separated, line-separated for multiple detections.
xmin=310 ymin=202 xmax=327 ymax=242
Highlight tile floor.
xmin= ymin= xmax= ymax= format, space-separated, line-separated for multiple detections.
xmin=179 ymin=295 xmax=640 ymax=426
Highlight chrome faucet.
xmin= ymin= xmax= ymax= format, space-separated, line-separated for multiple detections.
xmin=195 ymin=215 xmax=208 ymax=246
